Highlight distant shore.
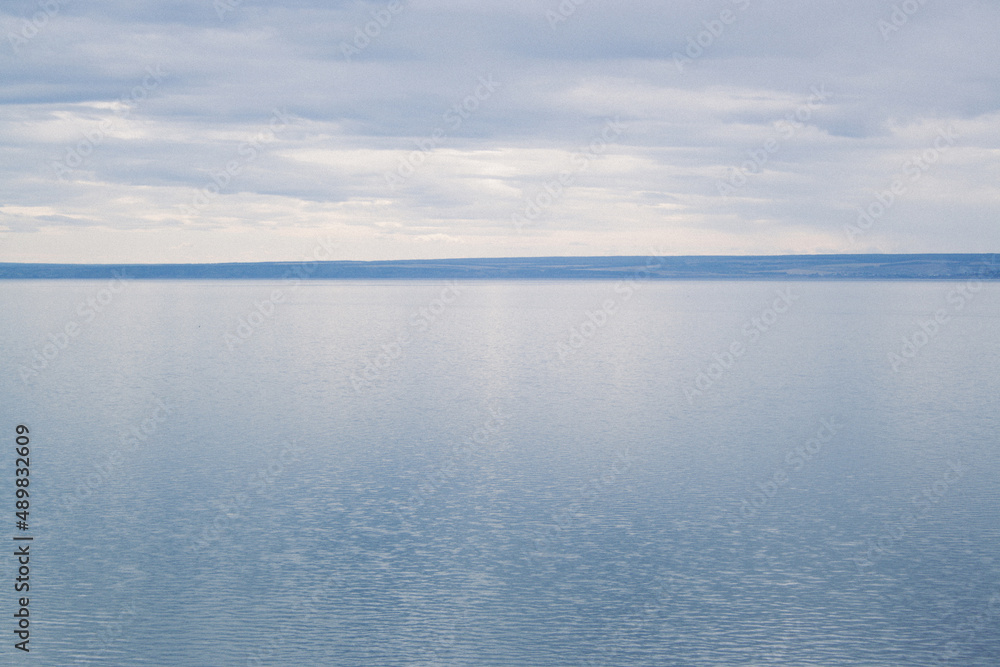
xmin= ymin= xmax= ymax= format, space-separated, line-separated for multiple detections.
xmin=1 ymin=254 xmax=998 ymax=281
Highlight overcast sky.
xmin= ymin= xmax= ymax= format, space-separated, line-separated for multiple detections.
xmin=1 ymin=0 xmax=998 ymax=263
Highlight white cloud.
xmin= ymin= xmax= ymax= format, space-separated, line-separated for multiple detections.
xmin=0 ymin=0 xmax=998 ymax=261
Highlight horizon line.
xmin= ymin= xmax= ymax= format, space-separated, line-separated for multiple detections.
xmin=2 ymin=252 xmax=998 ymax=267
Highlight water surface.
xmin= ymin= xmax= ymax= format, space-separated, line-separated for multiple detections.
xmin=2 ymin=280 xmax=998 ymax=665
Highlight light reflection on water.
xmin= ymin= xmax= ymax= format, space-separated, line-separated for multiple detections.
xmin=1 ymin=280 xmax=998 ymax=665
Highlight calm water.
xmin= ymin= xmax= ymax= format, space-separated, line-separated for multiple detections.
xmin=2 ymin=280 xmax=998 ymax=666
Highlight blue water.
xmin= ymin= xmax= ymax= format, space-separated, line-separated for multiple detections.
xmin=2 ymin=280 xmax=998 ymax=665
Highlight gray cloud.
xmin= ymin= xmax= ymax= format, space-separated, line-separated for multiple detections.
xmin=0 ymin=0 xmax=997 ymax=262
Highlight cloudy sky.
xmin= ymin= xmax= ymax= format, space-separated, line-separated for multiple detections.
xmin=1 ymin=0 xmax=998 ymax=263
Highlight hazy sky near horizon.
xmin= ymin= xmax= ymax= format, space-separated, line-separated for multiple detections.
xmin=1 ymin=0 xmax=998 ymax=263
